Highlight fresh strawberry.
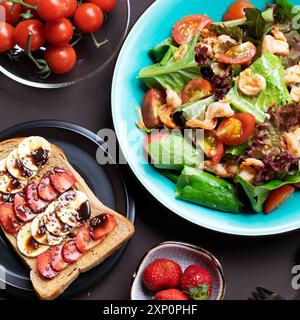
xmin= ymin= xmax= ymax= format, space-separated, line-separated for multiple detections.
xmin=142 ymin=258 xmax=182 ymax=292
xmin=49 ymin=167 xmax=76 ymax=193
xmin=155 ymin=289 xmax=189 ymax=300
xmin=180 ymin=265 xmax=212 ymax=300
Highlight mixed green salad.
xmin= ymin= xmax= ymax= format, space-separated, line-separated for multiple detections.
xmin=137 ymin=0 xmax=300 ymax=214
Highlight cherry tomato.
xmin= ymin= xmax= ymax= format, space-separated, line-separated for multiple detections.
xmin=0 ymin=1 xmax=22 ymax=25
xmin=223 ymin=0 xmax=254 ymax=21
xmin=44 ymin=44 xmax=76 ymax=74
xmin=294 ymin=183 xmax=300 ymax=188
xmin=264 ymin=185 xmax=295 ymax=214
xmin=65 ymin=0 xmax=77 ymax=16
xmin=203 ymin=132 xmax=224 ymax=163
xmin=74 ymin=3 xmax=103 ymax=33
xmin=216 ymin=41 xmax=256 ymax=65
xmin=0 ymin=22 xmax=14 ymax=53
xmin=141 ymin=88 xmax=165 ymax=129
xmin=87 ymin=0 xmax=116 ymax=12
xmin=45 ymin=18 xmax=73 ymax=46
xmin=23 ymin=0 xmax=39 ymax=18
xmin=172 ymin=15 xmax=212 ymax=45
xmin=37 ymin=0 xmax=68 ymax=22
xmin=14 ymin=19 xmax=45 ymax=51
xmin=182 ymin=78 xmax=212 ymax=104
xmin=216 ymin=112 xmax=255 ymax=146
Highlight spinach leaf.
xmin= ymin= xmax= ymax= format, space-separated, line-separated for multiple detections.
xmin=176 ymin=166 xmax=243 ymax=213
xmin=244 ymin=8 xmax=266 ymax=40
xmin=226 ymin=52 xmax=291 ymax=122
xmin=147 ymin=132 xmax=201 ymax=170
xmin=173 ymin=96 xmax=215 ymax=125
xmin=148 ymin=38 xmax=177 ymax=63
xmin=237 ymin=174 xmax=300 ymax=212
xmin=138 ymin=35 xmax=201 ymax=92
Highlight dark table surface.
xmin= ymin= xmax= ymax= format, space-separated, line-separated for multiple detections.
xmin=1 ymin=0 xmax=300 ymax=301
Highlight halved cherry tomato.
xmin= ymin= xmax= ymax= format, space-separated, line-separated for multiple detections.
xmin=182 ymin=78 xmax=212 ymax=104
xmin=172 ymin=15 xmax=212 ymax=45
xmin=89 ymin=213 xmax=116 ymax=240
xmin=87 ymin=0 xmax=116 ymax=12
xmin=0 ymin=22 xmax=15 ymax=53
xmin=264 ymin=185 xmax=295 ymax=214
xmin=76 ymin=225 xmax=103 ymax=253
xmin=216 ymin=42 xmax=256 ymax=65
xmin=37 ymin=0 xmax=68 ymax=22
xmin=216 ymin=112 xmax=255 ymax=146
xmin=62 ymin=240 xmax=82 ymax=263
xmin=203 ymin=132 xmax=224 ymax=163
xmin=45 ymin=18 xmax=73 ymax=46
xmin=0 ymin=203 xmax=21 ymax=234
xmin=74 ymin=3 xmax=103 ymax=33
xmin=14 ymin=19 xmax=45 ymax=51
xmin=141 ymin=88 xmax=166 ymax=129
xmin=44 ymin=45 xmax=77 ymax=74
xmin=37 ymin=251 xmax=58 ymax=279
xmin=50 ymin=245 xmax=69 ymax=272
xmin=223 ymin=0 xmax=254 ymax=21
xmin=0 ymin=1 xmax=22 ymax=25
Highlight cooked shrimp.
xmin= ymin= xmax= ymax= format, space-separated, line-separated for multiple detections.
xmin=240 ymin=158 xmax=265 ymax=169
xmin=239 ymin=158 xmax=265 ymax=184
xmin=197 ymin=37 xmax=219 ymax=58
xmin=284 ymin=128 xmax=300 ymax=158
xmin=262 ymin=27 xmax=289 ymax=56
xmin=290 ymin=86 xmax=300 ymax=102
xmin=203 ymin=161 xmax=234 ymax=178
xmin=166 ymin=87 xmax=182 ymax=110
xmin=186 ymin=118 xmax=217 ymax=130
xmin=158 ymin=104 xmax=179 ymax=129
xmin=238 ymin=68 xmax=266 ymax=97
xmin=205 ymin=100 xmax=234 ymax=120
xmin=284 ymin=63 xmax=300 ymax=87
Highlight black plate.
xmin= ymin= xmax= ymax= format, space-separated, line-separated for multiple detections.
xmin=0 ymin=120 xmax=135 ymax=299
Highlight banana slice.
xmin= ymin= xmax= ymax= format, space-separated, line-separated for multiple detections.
xmin=6 ymin=150 xmax=36 ymax=180
xmin=56 ymin=191 xmax=90 ymax=227
xmin=31 ymin=214 xmax=64 ymax=246
xmin=43 ymin=202 xmax=73 ymax=237
xmin=18 ymin=136 xmax=51 ymax=171
xmin=17 ymin=222 xmax=49 ymax=257
xmin=0 ymin=159 xmax=26 ymax=194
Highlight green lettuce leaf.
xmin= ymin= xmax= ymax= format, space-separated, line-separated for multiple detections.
xmin=138 ymin=35 xmax=201 ymax=92
xmin=176 ymin=166 xmax=243 ymax=213
xmin=225 ymin=140 xmax=249 ymax=156
xmin=226 ymin=52 xmax=291 ymax=122
xmin=148 ymin=38 xmax=177 ymax=63
xmin=147 ymin=132 xmax=201 ymax=170
xmin=237 ymin=174 xmax=300 ymax=212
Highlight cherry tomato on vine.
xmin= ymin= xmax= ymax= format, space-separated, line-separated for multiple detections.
xmin=216 ymin=41 xmax=256 ymax=65
xmin=37 ymin=0 xmax=68 ymax=22
xmin=87 ymin=0 xmax=116 ymax=13
xmin=45 ymin=18 xmax=73 ymax=46
xmin=216 ymin=112 xmax=255 ymax=146
xmin=14 ymin=19 xmax=45 ymax=51
xmin=264 ymin=185 xmax=295 ymax=214
xmin=23 ymin=0 xmax=39 ymax=18
xmin=0 ymin=22 xmax=15 ymax=53
xmin=223 ymin=0 xmax=254 ymax=21
xmin=74 ymin=3 xmax=103 ymax=33
xmin=44 ymin=45 xmax=76 ymax=74
xmin=0 ymin=1 xmax=22 ymax=25
xmin=172 ymin=15 xmax=212 ymax=45
xmin=181 ymin=78 xmax=212 ymax=104
xmin=65 ymin=0 xmax=78 ymax=16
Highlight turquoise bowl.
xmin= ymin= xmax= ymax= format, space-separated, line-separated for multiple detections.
xmin=112 ymin=0 xmax=300 ymax=236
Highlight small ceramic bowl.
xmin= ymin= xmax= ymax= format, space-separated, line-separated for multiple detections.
xmin=130 ymin=241 xmax=226 ymax=300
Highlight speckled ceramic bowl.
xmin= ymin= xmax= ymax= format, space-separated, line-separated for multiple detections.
xmin=130 ymin=241 xmax=226 ymax=300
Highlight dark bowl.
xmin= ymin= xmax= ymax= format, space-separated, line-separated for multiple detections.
xmin=0 ymin=0 xmax=130 ymax=88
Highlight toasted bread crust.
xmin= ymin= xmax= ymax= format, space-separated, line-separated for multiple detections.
xmin=0 ymin=137 xmax=135 ymax=300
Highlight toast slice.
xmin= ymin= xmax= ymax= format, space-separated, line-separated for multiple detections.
xmin=0 ymin=137 xmax=135 ymax=300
